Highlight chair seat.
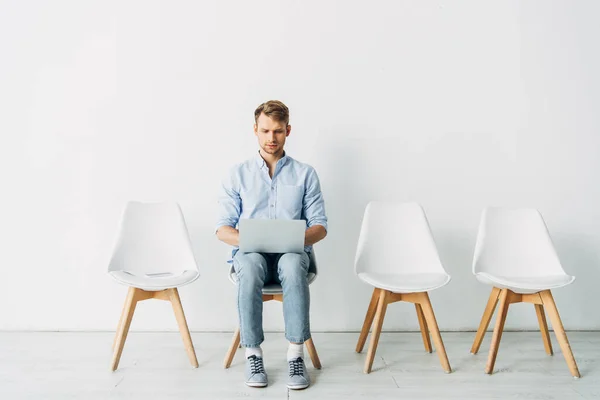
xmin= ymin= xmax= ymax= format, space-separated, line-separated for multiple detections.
xmin=357 ymin=272 xmax=450 ymax=293
xmin=109 ymin=270 xmax=199 ymax=291
xmin=475 ymin=272 xmax=574 ymax=294
xmin=228 ymin=266 xmax=316 ymax=295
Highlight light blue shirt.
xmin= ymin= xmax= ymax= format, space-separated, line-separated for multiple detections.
xmin=216 ymin=151 xmax=328 ymax=254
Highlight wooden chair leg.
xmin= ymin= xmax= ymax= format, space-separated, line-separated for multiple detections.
xmin=305 ymin=337 xmax=322 ymax=369
xmin=364 ymin=289 xmax=389 ymax=374
xmin=471 ymin=287 xmax=501 ymax=354
xmin=419 ymin=292 xmax=451 ymax=373
xmin=535 ymin=304 xmax=553 ymax=356
xmin=111 ymin=287 xmax=140 ymax=371
xmin=415 ymin=303 xmax=432 ymax=353
xmin=112 ymin=296 xmax=129 ymax=351
xmin=356 ymin=288 xmax=380 ymax=353
xmin=224 ymin=327 xmax=241 ymax=368
xmin=485 ymin=288 xmax=510 ymax=374
xmin=169 ymin=288 xmax=199 ymax=368
xmin=540 ymin=290 xmax=580 ymax=378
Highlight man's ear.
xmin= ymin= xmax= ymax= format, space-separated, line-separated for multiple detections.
xmin=286 ymin=124 xmax=292 ymax=137
xmin=254 ymin=124 xmax=258 ymax=137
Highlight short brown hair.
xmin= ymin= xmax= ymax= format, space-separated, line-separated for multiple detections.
xmin=254 ymin=100 xmax=289 ymax=125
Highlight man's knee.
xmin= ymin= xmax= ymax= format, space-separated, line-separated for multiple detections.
xmin=278 ymin=253 xmax=309 ymax=281
xmin=234 ymin=252 xmax=267 ymax=284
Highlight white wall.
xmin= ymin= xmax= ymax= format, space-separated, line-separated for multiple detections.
xmin=1 ymin=0 xmax=599 ymax=331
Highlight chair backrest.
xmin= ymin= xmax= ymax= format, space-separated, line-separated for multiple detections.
xmin=354 ymin=201 xmax=445 ymax=275
xmin=108 ymin=201 xmax=199 ymax=275
xmin=473 ymin=207 xmax=566 ymax=277
xmin=308 ymin=249 xmax=317 ymax=275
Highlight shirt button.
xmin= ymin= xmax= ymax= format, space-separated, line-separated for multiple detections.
xmin=270 ymin=205 xmax=275 ymax=208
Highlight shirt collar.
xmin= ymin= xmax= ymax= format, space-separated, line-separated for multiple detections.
xmin=255 ymin=150 xmax=289 ymax=169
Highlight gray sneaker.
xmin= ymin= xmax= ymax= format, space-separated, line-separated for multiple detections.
xmin=287 ymin=357 xmax=310 ymax=390
xmin=245 ymin=355 xmax=268 ymax=387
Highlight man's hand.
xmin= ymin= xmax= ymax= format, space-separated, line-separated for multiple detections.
xmin=216 ymin=226 xmax=240 ymax=246
xmin=304 ymin=225 xmax=327 ymax=246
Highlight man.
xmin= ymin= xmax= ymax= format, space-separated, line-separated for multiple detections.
xmin=216 ymin=100 xmax=328 ymax=389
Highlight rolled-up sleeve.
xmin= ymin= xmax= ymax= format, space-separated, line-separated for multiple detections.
xmin=303 ymin=168 xmax=328 ymax=231
xmin=215 ymin=170 xmax=241 ymax=232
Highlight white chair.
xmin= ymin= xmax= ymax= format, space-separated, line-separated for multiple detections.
xmin=354 ymin=202 xmax=452 ymax=374
xmin=470 ymin=207 xmax=580 ymax=377
xmin=223 ymin=251 xmax=322 ymax=370
xmin=108 ymin=201 xmax=200 ymax=371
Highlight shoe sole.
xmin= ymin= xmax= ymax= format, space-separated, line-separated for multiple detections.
xmin=287 ymin=383 xmax=309 ymax=390
xmin=245 ymin=381 xmax=268 ymax=388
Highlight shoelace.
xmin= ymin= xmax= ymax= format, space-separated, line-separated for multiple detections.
xmin=248 ymin=355 xmax=265 ymax=375
xmin=288 ymin=357 xmax=304 ymax=377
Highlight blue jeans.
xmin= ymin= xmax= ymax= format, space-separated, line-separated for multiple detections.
xmin=233 ymin=251 xmax=311 ymax=347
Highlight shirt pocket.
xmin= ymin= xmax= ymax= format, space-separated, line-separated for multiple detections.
xmin=277 ymin=185 xmax=304 ymax=211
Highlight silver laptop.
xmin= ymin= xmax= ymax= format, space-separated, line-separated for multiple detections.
xmin=238 ymin=219 xmax=306 ymax=253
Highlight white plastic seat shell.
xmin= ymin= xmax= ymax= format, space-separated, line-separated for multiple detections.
xmin=472 ymin=207 xmax=575 ymax=294
xmin=108 ymin=202 xmax=200 ymax=291
xmin=354 ymin=201 xmax=451 ymax=294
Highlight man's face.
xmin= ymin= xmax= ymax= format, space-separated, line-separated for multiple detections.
xmin=254 ymin=113 xmax=291 ymax=157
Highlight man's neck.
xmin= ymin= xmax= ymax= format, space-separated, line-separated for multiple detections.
xmin=259 ymin=149 xmax=284 ymax=169
xmin=259 ymin=149 xmax=285 ymax=178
